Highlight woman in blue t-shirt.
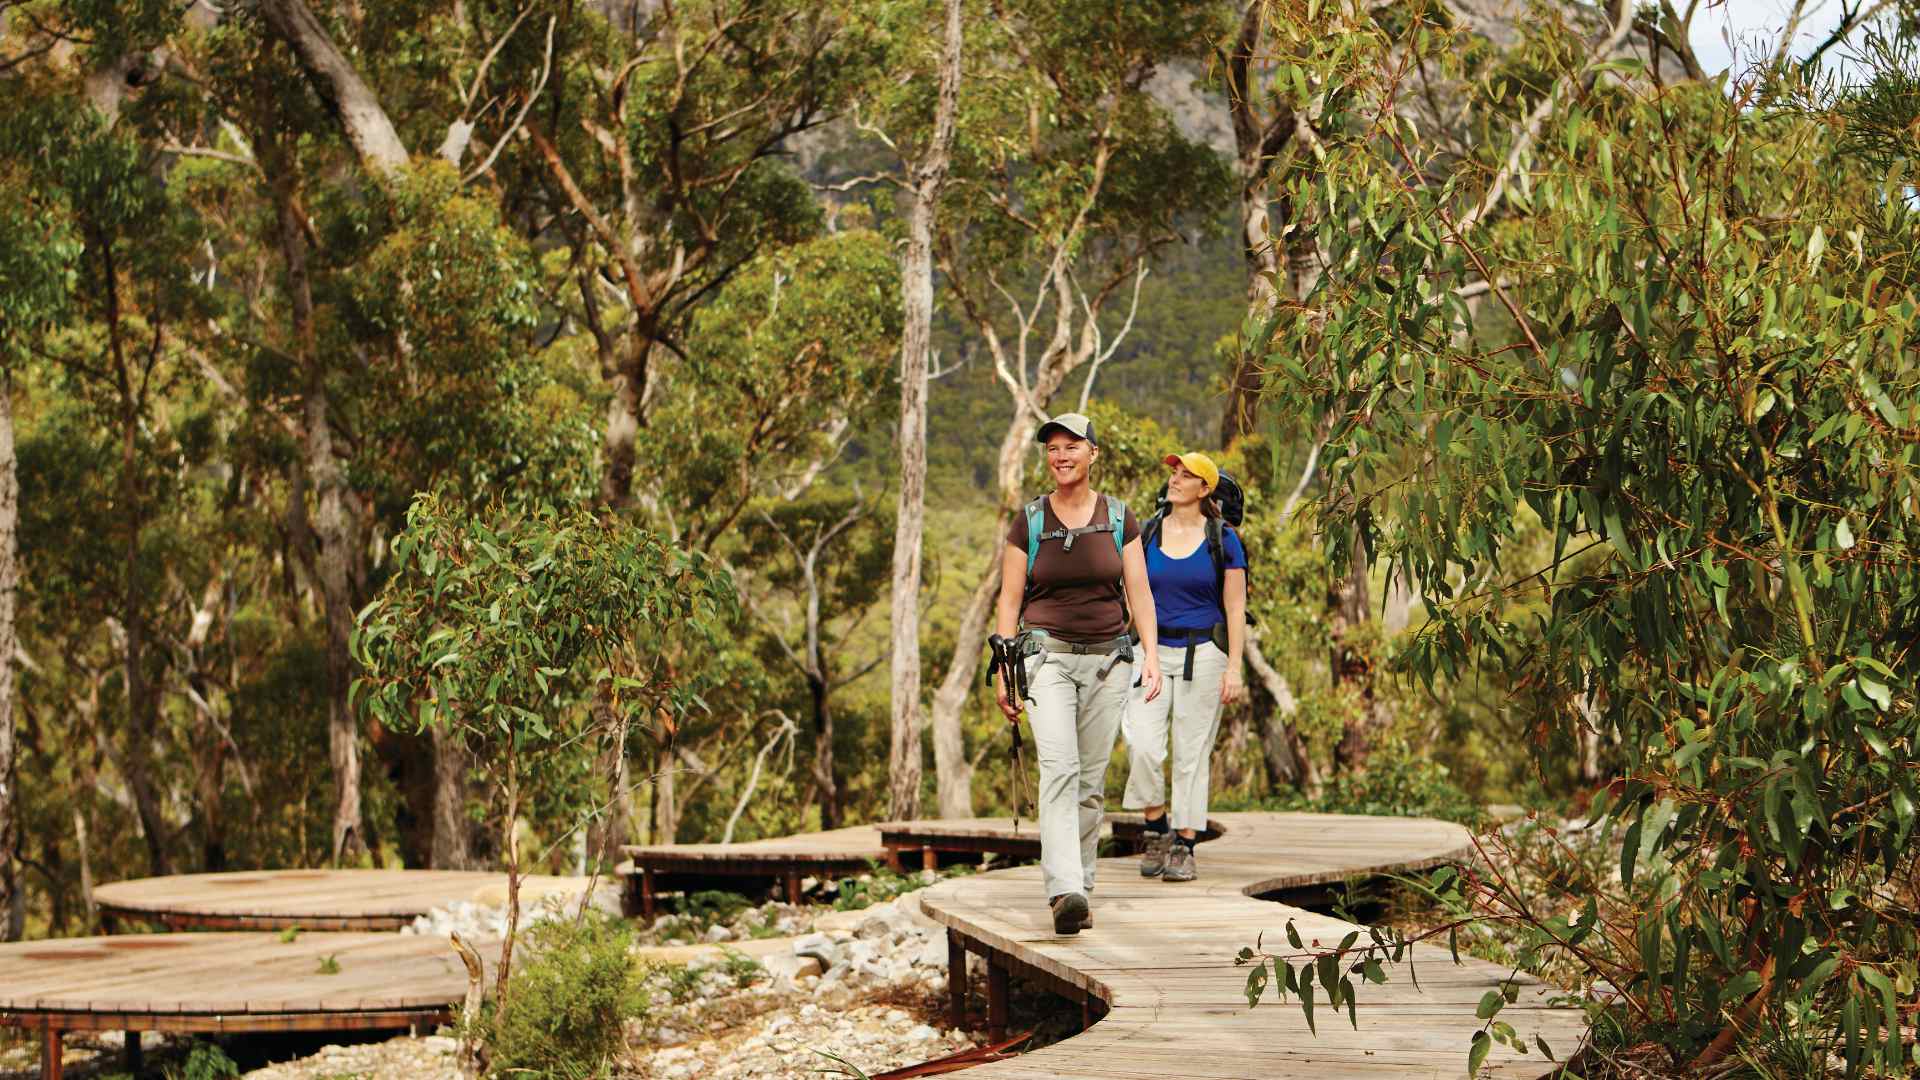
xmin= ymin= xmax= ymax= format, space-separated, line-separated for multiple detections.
xmin=1121 ymin=451 xmax=1246 ymax=882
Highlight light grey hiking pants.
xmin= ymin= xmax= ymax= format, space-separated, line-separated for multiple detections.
xmin=1122 ymin=640 xmax=1226 ymax=833
xmin=1022 ymin=649 xmax=1127 ymax=900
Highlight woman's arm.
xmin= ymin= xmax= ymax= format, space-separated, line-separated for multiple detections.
xmin=1122 ymin=536 xmax=1162 ymax=702
xmin=1221 ymin=566 xmax=1247 ymax=704
xmin=994 ymin=543 xmax=1027 ymax=721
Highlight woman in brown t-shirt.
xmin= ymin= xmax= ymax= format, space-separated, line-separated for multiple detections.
xmin=992 ymin=412 xmax=1162 ymax=935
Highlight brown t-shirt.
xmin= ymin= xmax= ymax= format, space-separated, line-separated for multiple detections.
xmin=1006 ymin=494 xmax=1140 ymax=643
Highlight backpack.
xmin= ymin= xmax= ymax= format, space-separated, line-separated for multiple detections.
xmin=1024 ymin=494 xmax=1128 ymax=577
xmin=1140 ymin=470 xmax=1256 ymax=626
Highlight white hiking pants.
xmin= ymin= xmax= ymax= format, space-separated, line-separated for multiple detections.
xmin=1022 ymin=649 xmax=1127 ymax=900
xmin=1122 ymin=640 xmax=1226 ymax=833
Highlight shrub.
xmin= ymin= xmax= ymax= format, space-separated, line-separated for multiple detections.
xmin=483 ymin=913 xmax=645 ymax=1079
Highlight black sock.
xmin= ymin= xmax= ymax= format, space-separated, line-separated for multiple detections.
xmin=1143 ymin=815 xmax=1169 ymax=834
xmin=1173 ymin=834 xmax=1195 ymax=850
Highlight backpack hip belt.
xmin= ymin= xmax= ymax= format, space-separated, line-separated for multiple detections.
xmin=1027 ymin=628 xmax=1133 ymax=679
xmin=1156 ymin=624 xmax=1225 ymax=681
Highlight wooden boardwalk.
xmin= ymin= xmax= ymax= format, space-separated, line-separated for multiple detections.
xmin=879 ymin=814 xmax=1226 ymax=871
xmin=0 ymin=932 xmax=473 ymax=1078
xmin=620 ymin=824 xmax=890 ymax=917
xmin=91 ymin=869 xmax=591 ymax=931
xmin=921 ymin=811 xmax=1588 ymax=1078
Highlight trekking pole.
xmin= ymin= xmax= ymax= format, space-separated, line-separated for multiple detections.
xmin=987 ymin=635 xmax=1035 ymax=833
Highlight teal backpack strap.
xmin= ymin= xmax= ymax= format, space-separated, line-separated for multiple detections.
xmin=1106 ymin=496 xmax=1127 ymax=555
xmin=1024 ymin=497 xmax=1046 ymax=577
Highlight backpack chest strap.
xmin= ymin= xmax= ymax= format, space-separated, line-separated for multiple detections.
xmin=1034 ymin=520 xmax=1117 ymax=553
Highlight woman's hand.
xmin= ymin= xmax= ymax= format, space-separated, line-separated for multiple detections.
xmin=995 ymin=672 xmax=1023 ymax=723
xmin=1139 ymin=653 xmax=1164 ymax=703
xmin=1221 ymin=668 xmax=1246 ymax=706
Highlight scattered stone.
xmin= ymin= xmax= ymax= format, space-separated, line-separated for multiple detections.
xmin=762 ymin=952 xmax=824 ymax=981
xmin=791 ymin=931 xmax=841 ymax=968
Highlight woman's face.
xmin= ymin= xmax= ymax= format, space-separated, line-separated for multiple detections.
xmin=1045 ymin=432 xmax=1096 ymax=488
xmin=1166 ymin=464 xmax=1209 ymax=506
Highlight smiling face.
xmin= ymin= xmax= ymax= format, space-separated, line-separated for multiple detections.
xmin=1166 ymin=463 xmax=1210 ymax=507
xmin=1044 ymin=431 xmax=1097 ymax=488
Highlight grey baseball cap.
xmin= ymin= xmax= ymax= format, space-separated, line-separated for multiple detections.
xmin=1036 ymin=412 xmax=1097 ymax=445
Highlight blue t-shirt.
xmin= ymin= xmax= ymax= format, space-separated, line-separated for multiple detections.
xmin=1145 ymin=524 xmax=1247 ymax=631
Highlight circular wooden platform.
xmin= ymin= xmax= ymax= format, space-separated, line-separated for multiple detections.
xmin=91 ymin=869 xmax=591 ymax=931
xmin=0 ymin=932 xmax=477 ymax=1078
xmin=0 ymin=931 xmax=471 ymax=1032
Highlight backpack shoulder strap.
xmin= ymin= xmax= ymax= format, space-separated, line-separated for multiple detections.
xmin=1106 ymin=496 xmax=1127 ymax=556
xmin=1024 ymin=497 xmax=1047 ymax=577
xmin=1206 ymin=518 xmax=1227 ymax=571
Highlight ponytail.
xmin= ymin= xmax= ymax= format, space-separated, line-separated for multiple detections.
xmin=1199 ymin=494 xmax=1221 ymax=520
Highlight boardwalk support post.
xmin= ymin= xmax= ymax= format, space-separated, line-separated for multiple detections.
xmin=125 ymin=1030 xmax=142 ymax=1074
xmin=639 ymin=867 xmax=656 ymax=921
xmin=921 ymin=845 xmax=937 ymax=874
xmin=946 ymin=929 xmax=966 ymax=1029
xmin=40 ymin=1019 xmax=61 ymax=1080
xmin=986 ymin=955 xmax=1009 ymax=1043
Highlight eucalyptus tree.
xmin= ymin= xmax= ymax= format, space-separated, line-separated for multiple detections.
xmin=0 ymin=154 xmax=81 ymax=939
xmin=353 ymin=494 xmax=734 ymax=1016
xmin=640 ymin=228 xmax=900 ymax=838
xmin=910 ymin=0 xmax=1234 ymax=819
xmin=1246 ymin=1 xmax=1920 ymax=1071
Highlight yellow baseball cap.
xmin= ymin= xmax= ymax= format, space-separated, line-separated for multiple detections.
xmin=1163 ymin=452 xmax=1219 ymax=493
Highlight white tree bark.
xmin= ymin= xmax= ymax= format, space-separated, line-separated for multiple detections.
xmin=0 ymin=372 xmax=20 ymax=940
xmin=257 ymin=0 xmax=409 ymax=176
xmin=891 ymin=0 xmax=966 ymax=821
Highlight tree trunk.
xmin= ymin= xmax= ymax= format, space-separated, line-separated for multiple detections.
xmin=257 ymin=0 xmax=409 ymax=176
xmin=268 ymin=168 xmax=367 ymax=865
xmin=1222 ymin=168 xmax=1282 ymax=444
xmin=889 ymin=0 xmax=964 ymax=822
xmin=1219 ymin=0 xmax=1291 ymax=445
xmin=1330 ymin=531 xmax=1385 ymax=772
xmin=600 ymin=341 xmax=646 ymax=510
xmin=1246 ymin=637 xmax=1320 ymax=794
xmin=809 ymin=672 xmax=838 ymax=830
xmin=652 ymin=731 xmax=678 ymax=845
xmin=431 ymin=725 xmax=473 ymax=869
xmin=194 ymin=728 xmax=228 ymax=872
xmin=0 ymin=372 xmax=20 ymax=940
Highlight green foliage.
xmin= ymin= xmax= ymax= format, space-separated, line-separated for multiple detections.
xmin=354 ymin=494 xmax=735 ymax=759
xmin=482 ymin=913 xmax=645 ymax=1079
xmin=831 ymin=862 xmax=974 ymax=911
xmin=1220 ymin=749 xmax=1483 ymax=827
xmin=1250 ymin=6 xmax=1920 ymax=1072
xmin=163 ymin=1041 xmax=240 ymax=1080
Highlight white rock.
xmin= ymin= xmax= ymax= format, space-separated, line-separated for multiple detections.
xmin=762 ymin=953 xmax=824 ymax=981
xmin=907 ymin=1024 xmax=939 ymax=1042
xmin=915 ymin=936 xmax=950 ymax=969
xmin=791 ymin=931 xmax=841 ymax=967
xmin=703 ymin=923 xmax=734 ymax=943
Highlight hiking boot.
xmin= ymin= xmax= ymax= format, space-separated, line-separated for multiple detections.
xmin=1139 ymin=830 xmax=1172 ymax=878
xmin=1163 ymin=842 xmax=1197 ymax=882
xmin=1050 ymin=891 xmax=1090 ymax=935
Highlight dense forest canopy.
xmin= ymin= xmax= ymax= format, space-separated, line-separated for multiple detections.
xmin=1 ymin=0 xmax=1918 ymax=1073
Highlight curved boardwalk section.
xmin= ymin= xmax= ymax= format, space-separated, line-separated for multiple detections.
xmin=0 ymin=932 xmax=472 ymax=1077
xmin=919 ymin=811 xmax=1588 ymax=1078
xmin=92 ymin=869 xmax=589 ymax=931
